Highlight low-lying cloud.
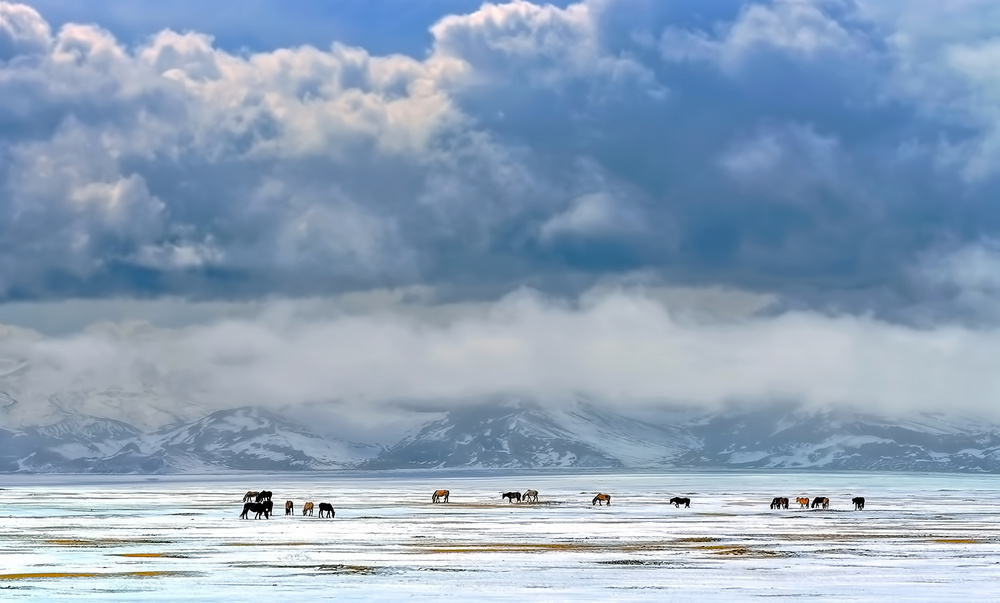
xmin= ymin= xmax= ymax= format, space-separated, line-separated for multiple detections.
xmin=2 ymin=284 xmax=999 ymax=431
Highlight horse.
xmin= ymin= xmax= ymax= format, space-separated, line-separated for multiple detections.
xmin=318 ymin=502 xmax=335 ymax=518
xmin=502 ymin=491 xmax=522 ymax=503
xmin=285 ymin=500 xmax=294 ymax=515
xmin=240 ymin=501 xmax=271 ymax=519
xmin=432 ymin=490 xmax=450 ymax=503
xmin=592 ymin=493 xmax=611 ymax=506
xmin=302 ymin=502 xmax=314 ymax=516
xmin=255 ymin=490 xmax=272 ymax=503
xmin=670 ymin=497 xmax=691 ymax=508
xmin=243 ymin=491 xmax=258 ymax=502
xmin=852 ymin=496 xmax=865 ymax=510
xmin=770 ymin=497 xmax=789 ymax=509
xmin=522 ymin=489 xmax=539 ymax=503
xmin=796 ymin=497 xmax=810 ymax=508
xmin=811 ymin=496 xmax=829 ymax=509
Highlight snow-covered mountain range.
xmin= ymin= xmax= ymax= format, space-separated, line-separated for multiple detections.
xmin=2 ymin=395 xmax=999 ymax=473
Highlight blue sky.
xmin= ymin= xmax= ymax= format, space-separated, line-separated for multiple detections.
xmin=20 ymin=0 xmax=494 ymax=57
xmin=3 ymin=0 xmax=1000 ymax=418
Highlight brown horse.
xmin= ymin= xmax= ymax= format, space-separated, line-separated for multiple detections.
xmin=796 ymin=497 xmax=810 ymax=508
xmin=302 ymin=502 xmax=314 ymax=516
xmin=522 ymin=489 xmax=539 ymax=503
xmin=285 ymin=500 xmax=294 ymax=515
xmin=592 ymin=493 xmax=611 ymax=506
xmin=432 ymin=489 xmax=450 ymax=503
xmin=770 ymin=497 xmax=789 ymax=509
xmin=318 ymin=502 xmax=335 ymax=518
xmin=243 ymin=491 xmax=258 ymax=502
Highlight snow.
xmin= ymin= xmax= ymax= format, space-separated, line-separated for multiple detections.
xmin=1 ymin=471 xmax=999 ymax=601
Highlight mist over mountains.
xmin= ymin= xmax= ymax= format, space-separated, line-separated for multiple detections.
xmin=3 ymin=396 xmax=998 ymax=474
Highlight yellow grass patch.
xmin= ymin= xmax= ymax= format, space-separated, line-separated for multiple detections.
xmin=932 ymin=539 xmax=981 ymax=544
xmin=426 ymin=542 xmax=598 ymax=553
xmin=113 ymin=553 xmax=191 ymax=558
xmin=223 ymin=542 xmax=311 ymax=547
xmin=778 ymin=533 xmax=887 ymax=541
xmin=704 ymin=547 xmax=789 ymax=557
xmin=45 ymin=538 xmax=171 ymax=547
xmin=0 ymin=571 xmax=187 ymax=580
xmin=424 ymin=540 xmax=701 ymax=554
xmin=316 ymin=564 xmax=378 ymax=574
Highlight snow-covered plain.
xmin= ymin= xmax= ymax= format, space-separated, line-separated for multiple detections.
xmin=1 ymin=472 xmax=998 ymax=601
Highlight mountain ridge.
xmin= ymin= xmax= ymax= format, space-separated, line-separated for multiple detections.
xmin=2 ymin=398 xmax=999 ymax=473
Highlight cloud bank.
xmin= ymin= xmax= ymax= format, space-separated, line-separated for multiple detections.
xmin=2 ymin=286 xmax=999 ymax=431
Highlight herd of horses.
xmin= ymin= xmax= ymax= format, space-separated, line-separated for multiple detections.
xmin=240 ymin=490 xmax=335 ymax=520
xmin=770 ymin=496 xmax=865 ymax=510
xmin=500 ymin=489 xmax=540 ymax=503
xmin=240 ymin=488 xmax=866 ymax=519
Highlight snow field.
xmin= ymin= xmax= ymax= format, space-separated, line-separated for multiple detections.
xmin=1 ymin=471 xmax=998 ymax=601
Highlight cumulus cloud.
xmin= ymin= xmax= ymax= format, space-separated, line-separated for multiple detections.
xmin=539 ymin=191 xmax=644 ymax=241
xmin=2 ymin=0 xmax=1000 ymax=324
xmin=660 ymin=0 xmax=868 ymax=69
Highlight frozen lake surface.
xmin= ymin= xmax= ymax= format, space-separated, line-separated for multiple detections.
xmin=1 ymin=471 xmax=998 ymax=601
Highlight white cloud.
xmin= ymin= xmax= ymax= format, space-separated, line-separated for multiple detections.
xmin=432 ymin=0 xmax=665 ymax=98
xmin=660 ymin=0 xmax=866 ymax=70
xmin=719 ymin=123 xmax=843 ymax=203
xmin=846 ymin=0 xmax=1000 ymax=178
xmin=0 ymin=1 xmax=50 ymax=58
xmin=540 ymin=191 xmax=644 ymax=241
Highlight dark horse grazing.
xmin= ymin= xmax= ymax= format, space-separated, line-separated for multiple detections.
xmin=502 ymin=491 xmax=522 ymax=503
xmin=285 ymin=500 xmax=294 ymax=515
xmin=432 ymin=490 xmax=450 ymax=503
xmin=318 ymin=502 xmax=335 ymax=518
xmin=592 ymin=493 xmax=611 ymax=506
xmin=852 ymin=496 xmax=865 ymax=510
xmin=811 ymin=496 xmax=830 ymax=509
xmin=255 ymin=490 xmax=272 ymax=503
xmin=770 ymin=497 xmax=789 ymax=509
xmin=240 ymin=500 xmax=272 ymax=519
xmin=670 ymin=497 xmax=691 ymax=508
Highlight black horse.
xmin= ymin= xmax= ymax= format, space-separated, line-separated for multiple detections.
xmin=770 ymin=497 xmax=789 ymax=509
xmin=318 ymin=502 xmax=335 ymax=518
xmin=240 ymin=500 xmax=272 ymax=519
xmin=502 ymin=491 xmax=522 ymax=503
xmin=255 ymin=490 xmax=273 ymax=503
xmin=852 ymin=496 xmax=865 ymax=510
xmin=669 ymin=497 xmax=691 ymax=508
xmin=811 ymin=496 xmax=829 ymax=509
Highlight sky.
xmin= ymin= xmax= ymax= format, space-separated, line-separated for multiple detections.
xmin=3 ymin=0 xmax=1000 ymax=426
